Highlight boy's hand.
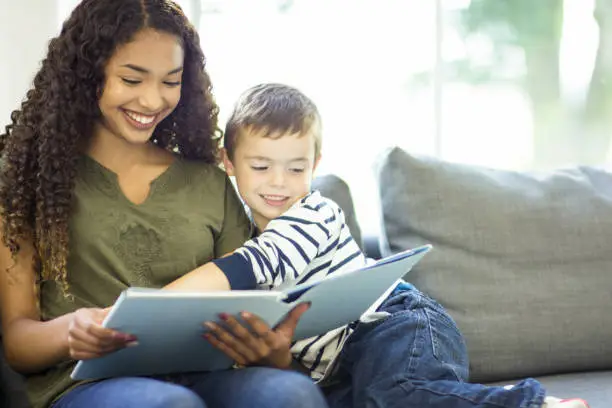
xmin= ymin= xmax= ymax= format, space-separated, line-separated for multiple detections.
xmin=202 ymin=302 xmax=310 ymax=369
xmin=67 ymin=307 xmax=137 ymax=360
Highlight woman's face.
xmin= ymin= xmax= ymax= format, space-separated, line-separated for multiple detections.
xmin=97 ymin=28 xmax=184 ymax=145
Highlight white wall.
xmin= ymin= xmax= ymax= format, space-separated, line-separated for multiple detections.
xmin=0 ymin=0 xmax=60 ymax=129
xmin=0 ymin=0 xmax=199 ymax=131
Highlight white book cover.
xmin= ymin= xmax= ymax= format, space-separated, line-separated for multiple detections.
xmin=71 ymin=244 xmax=432 ymax=380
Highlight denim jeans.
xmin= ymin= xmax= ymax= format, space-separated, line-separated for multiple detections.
xmin=323 ymin=284 xmax=547 ymax=408
xmin=53 ymin=285 xmax=547 ymax=408
xmin=52 ymin=367 xmax=327 ymax=408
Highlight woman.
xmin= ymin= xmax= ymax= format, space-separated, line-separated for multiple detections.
xmin=0 ymin=1 xmax=327 ymax=407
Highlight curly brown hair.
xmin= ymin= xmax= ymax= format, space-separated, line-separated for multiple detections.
xmin=0 ymin=0 xmax=221 ymax=288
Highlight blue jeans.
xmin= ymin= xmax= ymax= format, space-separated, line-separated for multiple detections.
xmin=323 ymin=284 xmax=547 ymax=408
xmin=52 ymin=367 xmax=327 ymax=408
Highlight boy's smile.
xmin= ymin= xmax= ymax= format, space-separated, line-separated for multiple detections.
xmin=260 ymin=194 xmax=291 ymax=207
xmin=224 ymin=128 xmax=320 ymax=231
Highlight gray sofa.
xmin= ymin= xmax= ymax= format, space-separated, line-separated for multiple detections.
xmin=317 ymin=147 xmax=611 ymax=408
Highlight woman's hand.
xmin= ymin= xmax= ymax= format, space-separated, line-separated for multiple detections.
xmin=202 ymin=302 xmax=311 ymax=369
xmin=67 ymin=307 xmax=137 ymax=360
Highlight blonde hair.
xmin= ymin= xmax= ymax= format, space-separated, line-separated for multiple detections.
xmin=224 ymin=83 xmax=322 ymax=161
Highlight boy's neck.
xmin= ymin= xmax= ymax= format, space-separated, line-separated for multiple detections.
xmin=252 ymin=215 xmax=268 ymax=235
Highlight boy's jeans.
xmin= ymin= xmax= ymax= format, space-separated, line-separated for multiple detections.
xmin=323 ymin=284 xmax=547 ymax=408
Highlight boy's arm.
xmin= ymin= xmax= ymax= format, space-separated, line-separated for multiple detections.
xmin=163 ymin=262 xmax=234 ymax=292
xmin=166 ymin=197 xmax=340 ymax=292
xmin=163 ymin=249 xmax=250 ymax=292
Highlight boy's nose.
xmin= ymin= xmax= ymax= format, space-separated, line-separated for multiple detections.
xmin=270 ymin=170 xmax=285 ymax=187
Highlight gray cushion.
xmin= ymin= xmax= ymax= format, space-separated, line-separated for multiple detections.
xmin=487 ymin=371 xmax=612 ymax=408
xmin=376 ymin=147 xmax=612 ymax=382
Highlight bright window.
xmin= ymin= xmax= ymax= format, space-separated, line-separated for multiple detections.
xmin=58 ymin=0 xmax=609 ymax=234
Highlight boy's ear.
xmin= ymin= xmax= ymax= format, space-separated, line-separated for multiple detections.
xmin=221 ymin=148 xmax=235 ymax=176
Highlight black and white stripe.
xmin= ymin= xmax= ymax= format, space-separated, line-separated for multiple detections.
xmin=233 ymin=191 xmax=374 ymax=379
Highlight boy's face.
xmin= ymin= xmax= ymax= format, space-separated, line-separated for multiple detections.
xmin=224 ymin=128 xmax=320 ymax=231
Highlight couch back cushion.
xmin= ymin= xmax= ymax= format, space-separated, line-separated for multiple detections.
xmin=312 ymin=174 xmax=363 ymax=250
xmin=376 ymin=147 xmax=612 ymax=382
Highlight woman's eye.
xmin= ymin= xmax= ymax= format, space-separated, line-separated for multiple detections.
xmin=121 ymin=78 xmax=141 ymax=85
xmin=164 ymin=81 xmax=182 ymax=87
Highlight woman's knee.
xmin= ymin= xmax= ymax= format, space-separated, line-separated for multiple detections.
xmin=249 ymin=369 xmax=328 ymax=408
xmin=143 ymin=382 xmax=205 ymax=408
xmin=59 ymin=377 xmax=206 ymax=408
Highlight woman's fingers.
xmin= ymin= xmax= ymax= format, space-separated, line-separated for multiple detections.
xmin=204 ymin=320 xmax=262 ymax=362
xmin=88 ymin=323 xmax=135 ymax=345
xmin=203 ymin=332 xmax=248 ymax=366
xmin=239 ymin=312 xmax=278 ymax=347
xmin=203 ymin=311 xmax=298 ymax=369
xmin=69 ymin=349 xmax=105 ymax=361
xmin=275 ymin=303 xmax=310 ymax=333
xmin=69 ymin=325 xmax=123 ymax=355
xmin=68 ymin=308 xmax=137 ymax=360
xmin=224 ymin=313 xmax=270 ymax=346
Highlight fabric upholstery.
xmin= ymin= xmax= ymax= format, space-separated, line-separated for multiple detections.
xmin=376 ymin=147 xmax=612 ymax=382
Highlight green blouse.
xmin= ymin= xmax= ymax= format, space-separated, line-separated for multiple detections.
xmin=26 ymin=155 xmax=251 ymax=408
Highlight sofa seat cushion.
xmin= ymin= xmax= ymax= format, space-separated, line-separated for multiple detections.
xmin=486 ymin=371 xmax=612 ymax=408
xmin=376 ymin=147 xmax=612 ymax=382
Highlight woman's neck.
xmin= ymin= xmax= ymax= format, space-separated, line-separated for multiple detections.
xmin=86 ymin=123 xmax=164 ymax=174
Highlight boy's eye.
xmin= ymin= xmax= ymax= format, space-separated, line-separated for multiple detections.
xmin=121 ymin=78 xmax=142 ymax=85
xmin=290 ymin=168 xmax=305 ymax=174
xmin=251 ymin=166 xmax=268 ymax=171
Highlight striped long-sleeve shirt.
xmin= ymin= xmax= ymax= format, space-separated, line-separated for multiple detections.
xmin=213 ymin=190 xmax=384 ymax=380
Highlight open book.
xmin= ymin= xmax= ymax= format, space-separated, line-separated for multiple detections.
xmin=71 ymin=245 xmax=432 ymax=380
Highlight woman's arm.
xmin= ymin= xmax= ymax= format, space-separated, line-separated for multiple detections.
xmin=0 ymin=227 xmax=132 ymax=374
xmin=0 ymin=236 xmax=73 ymax=373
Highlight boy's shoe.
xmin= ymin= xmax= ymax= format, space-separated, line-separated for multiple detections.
xmin=543 ymin=397 xmax=591 ymax=408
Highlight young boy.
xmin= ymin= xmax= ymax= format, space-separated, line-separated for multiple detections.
xmin=168 ymin=83 xmax=589 ymax=408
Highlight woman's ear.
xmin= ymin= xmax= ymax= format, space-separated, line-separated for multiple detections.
xmin=221 ymin=148 xmax=235 ymax=176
